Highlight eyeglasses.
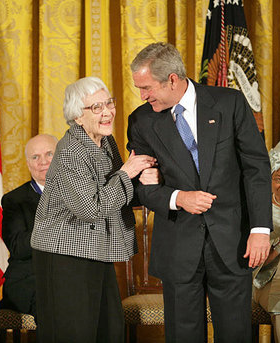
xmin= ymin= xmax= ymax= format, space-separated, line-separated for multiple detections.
xmin=272 ymin=177 xmax=280 ymax=184
xmin=83 ymin=97 xmax=116 ymax=114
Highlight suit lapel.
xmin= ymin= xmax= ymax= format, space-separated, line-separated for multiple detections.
xmin=195 ymin=84 xmax=220 ymax=191
xmin=153 ymin=110 xmax=198 ymax=189
xmin=28 ymin=181 xmax=41 ymax=203
xmin=152 ymin=82 xmax=220 ymax=190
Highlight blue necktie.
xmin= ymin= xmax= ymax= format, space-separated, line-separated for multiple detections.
xmin=175 ymin=104 xmax=199 ymax=172
xmin=31 ymin=179 xmax=42 ymax=195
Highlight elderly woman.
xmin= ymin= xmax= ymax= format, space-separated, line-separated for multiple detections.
xmin=253 ymin=141 xmax=280 ymax=343
xmin=31 ymin=76 xmax=157 ymax=343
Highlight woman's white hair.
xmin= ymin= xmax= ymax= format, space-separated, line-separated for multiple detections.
xmin=63 ymin=76 xmax=110 ymax=125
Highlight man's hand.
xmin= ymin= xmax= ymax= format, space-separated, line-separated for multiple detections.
xmin=244 ymin=233 xmax=270 ymax=268
xmin=176 ymin=191 xmax=217 ymax=214
xmin=139 ymin=168 xmax=161 ymax=185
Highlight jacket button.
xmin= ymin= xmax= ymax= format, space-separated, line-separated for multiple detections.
xmin=90 ymin=224 xmax=95 ymax=230
xmin=200 ymin=224 xmax=206 ymax=231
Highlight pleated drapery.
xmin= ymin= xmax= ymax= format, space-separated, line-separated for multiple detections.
xmin=38 ymin=0 xmax=82 ymax=137
xmin=0 ymin=0 xmax=278 ymax=194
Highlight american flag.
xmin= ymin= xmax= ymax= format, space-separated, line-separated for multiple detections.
xmin=0 ymin=143 xmax=9 ymax=293
xmin=199 ymin=0 xmax=264 ymax=135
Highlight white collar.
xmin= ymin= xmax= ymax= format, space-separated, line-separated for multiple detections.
xmin=36 ymin=182 xmax=44 ymax=193
xmin=172 ymin=79 xmax=196 ymax=115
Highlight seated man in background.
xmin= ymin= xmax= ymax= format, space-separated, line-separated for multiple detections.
xmin=0 ymin=134 xmax=58 ymax=319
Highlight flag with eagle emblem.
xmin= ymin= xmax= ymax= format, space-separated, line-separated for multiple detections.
xmin=199 ymin=0 xmax=264 ymax=135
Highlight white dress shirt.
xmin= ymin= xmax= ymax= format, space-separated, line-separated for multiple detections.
xmin=169 ymin=79 xmax=269 ymax=235
xmin=37 ymin=182 xmax=44 ymax=193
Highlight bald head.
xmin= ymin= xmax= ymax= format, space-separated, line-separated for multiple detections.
xmin=25 ymin=134 xmax=58 ymax=186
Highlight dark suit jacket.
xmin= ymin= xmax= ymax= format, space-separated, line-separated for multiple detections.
xmin=127 ymin=81 xmax=272 ymax=284
xmin=0 ymin=181 xmax=40 ymax=316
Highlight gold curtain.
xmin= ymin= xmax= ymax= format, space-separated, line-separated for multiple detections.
xmin=0 ymin=0 xmax=34 ymax=192
xmin=0 ymin=0 xmax=278 ymax=195
xmin=120 ymin=0 xmax=168 ymax=160
xmin=244 ymin=0 xmax=273 ymax=149
xmin=38 ymin=0 xmax=81 ymax=138
xmin=0 ymin=0 xmax=82 ymax=193
xmin=255 ymin=0 xmax=273 ymax=150
xmin=0 ymin=0 xmax=279 ymax=334
xmin=85 ymin=0 xmax=112 ymax=90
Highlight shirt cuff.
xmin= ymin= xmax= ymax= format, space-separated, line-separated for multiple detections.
xmin=250 ymin=227 xmax=270 ymax=235
xmin=170 ymin=190 xmax=180 ymax=210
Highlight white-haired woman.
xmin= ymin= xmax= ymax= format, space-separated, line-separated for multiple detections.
xmin=31 ymin=77 xmax=158 ymax=343
xmin=253 ymin=142 xmax=280 ymax=343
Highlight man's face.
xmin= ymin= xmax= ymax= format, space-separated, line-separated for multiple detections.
xmin=132 ymin=66 xmax=174 ymax=112
xmin=26 ymin=135 xmax=57 ymax=185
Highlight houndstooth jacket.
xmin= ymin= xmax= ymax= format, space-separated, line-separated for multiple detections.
xmin=31 ymin=123 xmax=137 ymax=262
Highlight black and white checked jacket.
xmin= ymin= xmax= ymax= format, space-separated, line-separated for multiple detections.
xmin=31 ymin=124 xmax=137 ymax=262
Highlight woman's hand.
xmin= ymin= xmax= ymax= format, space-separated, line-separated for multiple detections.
xmin=121 ymin=150 xmax=157 ymax=179
xmin=139 ymin=168 xmax=161 ymax=185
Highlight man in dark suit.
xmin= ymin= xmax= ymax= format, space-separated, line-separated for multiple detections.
xmin=0 ymin=134 xmax=57 ymax=318
xmin=127 ymin=42 xmax=272 ymax=343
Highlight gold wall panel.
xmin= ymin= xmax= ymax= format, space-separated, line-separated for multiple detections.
xmin=0 ymin=0 xmax=278 ymax=189
xmin=194 ymin=0 xmax=209 ymax=81
xmin=175 ymin=0 xmax=187 ymax=66
xmin=85 ymin=0 xmax=112 ymax=92
xmin=0 ymin=0 xmax=33 ymax=193
xmin=121 ymin=0 xmax=168 ymax=160
xmin=253 ymin=0 xmax=273 ymax=149
xmin=38 ymin=0 xmax=81 ymax=140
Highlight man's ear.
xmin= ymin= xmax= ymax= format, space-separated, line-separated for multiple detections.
xmin=169 ymin=73 xmax=179 ymax=88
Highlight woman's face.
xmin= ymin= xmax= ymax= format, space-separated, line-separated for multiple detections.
xmin=75 ymin=89 xmax=116 ymax=146
xmin=272 ymin=169 xmax=280 ymax=198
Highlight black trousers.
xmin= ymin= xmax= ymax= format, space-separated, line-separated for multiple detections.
xmin=162 ymin=231 xmax=252 ymax=343
xmin=33 ymin=249 xmax=124 ymax=343
xmin=1 ymin=274 xmax=36 ymax=318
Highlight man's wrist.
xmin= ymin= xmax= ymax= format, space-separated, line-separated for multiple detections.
xmin=250 ymin=227 xmax=270 ymax=235
xmin=170 ymin=190 xmax=180 ymax=210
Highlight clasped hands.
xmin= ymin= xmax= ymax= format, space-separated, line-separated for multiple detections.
xmin=121 ymin=150 xmax=160 ymax=184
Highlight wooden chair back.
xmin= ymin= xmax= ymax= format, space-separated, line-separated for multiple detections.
xmin=126 ymin=206 xmax=162 ymax=297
